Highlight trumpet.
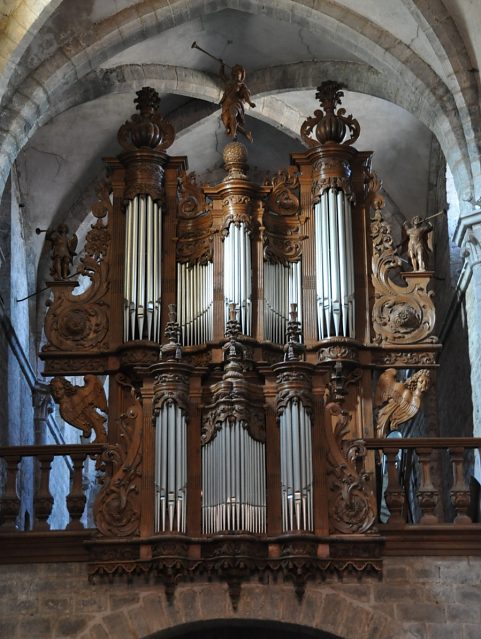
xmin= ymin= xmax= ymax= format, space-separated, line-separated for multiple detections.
xmin=191 ymin=41 xmax=232 ymax=69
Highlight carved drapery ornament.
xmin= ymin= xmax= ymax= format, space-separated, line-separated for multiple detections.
xmin=176 ymin=170 xmax=213 ymax=265
xmin=275 ymin=366 xmax=313 ymax=417
xmin=264 ymin=167 xmax=305 ymax=264
xmin=370 ymin=182 xmax=437 ymax=345
xmin=325 ymin=403 xmax=376 ymax=534
xmin=311 ymin=157 xmax=352 ymax=201
xmin=43 ymin=181 xmax=111 ymax=353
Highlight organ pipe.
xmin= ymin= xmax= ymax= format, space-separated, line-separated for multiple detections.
xmin=314 ymin=188 xmax=355 ymax=339
xmin=223 ymin=222 xmax=252 ymax=335
xmin=177 ymin=261 xmax=213 ymax=346
xmin=155 ymin=402 xmax=187 ymax=533
xmin=124 ymin=194 xmax=162 ymax=342
xmin=280 ymin=399 xmax=313 ymax=531
xmin=202 ymin=421 xmax=266 ymax=534
xmin=264 ymin=261 xmax=302 ymax=343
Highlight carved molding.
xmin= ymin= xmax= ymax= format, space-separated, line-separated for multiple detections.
xmin=371 ymin=206 xmax=437 ymax=345
xmin=325 ymin=403 xmax=377 ymax=534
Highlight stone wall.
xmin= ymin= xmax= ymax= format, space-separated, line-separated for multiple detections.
xmin=1 ymin=557 xmax=480 ymax=639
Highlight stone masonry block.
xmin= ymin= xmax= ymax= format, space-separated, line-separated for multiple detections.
xmin=396 ymin=603 xmax=447 ymax=624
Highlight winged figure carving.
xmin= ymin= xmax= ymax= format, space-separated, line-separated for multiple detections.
xmin=49 ymin=375 xmax=108 ymax=442
xmin=374 ymin=368 xmax=430 ymax=438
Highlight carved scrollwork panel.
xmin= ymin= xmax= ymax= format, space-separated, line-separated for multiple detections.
xmin=94 ymin=402 xmax=143 ymax=537
xmin=177 ymin=171 xmax=213 ymax=265
xmin=325 ymin=402 xmax=377 ymax=534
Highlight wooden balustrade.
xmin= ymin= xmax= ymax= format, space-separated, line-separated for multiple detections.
xmin=0 ymin=444 xmax=105 ymax=531
xmin=365 ymin=438 xmax=481 ymax=527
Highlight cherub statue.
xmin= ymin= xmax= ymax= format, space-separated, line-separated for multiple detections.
xmin=219 ymin=63 xmax=256 ymax=143
xmin=375 ymin=368 xmax=431 ymax=438
xmin=49 ymin=375 xmax=108 ymax=443
xmin=403 ymin=215 xmax=433 ymax=271
xmin=45 ymin=224 xmax=78 ymax=280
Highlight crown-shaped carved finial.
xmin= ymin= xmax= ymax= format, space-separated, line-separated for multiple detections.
xmin=118 ymin=86 xmax=175 ymax=152
xmin=300 ymin=80 xmax=360 ymax=148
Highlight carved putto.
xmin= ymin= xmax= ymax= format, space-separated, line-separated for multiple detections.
xmin=49 ymin=374 xmax=108 ymax=442
xmin=300 ymin=81 xmax=360 ymax=148
xmin=403 ymin=214 xmax=433 ymax=271
xmin=40 ymin=224 xmax=78 ymax=281
xmin=374 ymin=368 xmax=431 ymax=437
xmin=219 ymin=63 xmax=256 ymax=143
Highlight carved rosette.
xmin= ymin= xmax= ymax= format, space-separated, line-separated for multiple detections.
xmin=43 ymin=182 xmax=111 ymax=354
xmin=371 ymin=208 xmax=437 ymax=345
xmin=300 ymin=81 xmax=360 ymax=149
xmin=264 ymin=167 xmax=305 ymax=265
xmin=94 ymin=402 xmax=143 ymax=537
xmin=325 ymin=403 xmax=377 ymax=534
xmin=176 ymin=170 xmax=213 ymax=265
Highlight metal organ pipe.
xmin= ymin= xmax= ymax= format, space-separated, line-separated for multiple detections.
xmin=280 ymin=400 xmax=313 ymax=531
xmin=155 ymin=402 xmax=187 ymax=533
xmin=224 ymin=223 xmax=252 ymax=335
xmin=202 ymin=423 xmax=266 ymax=534
xmin=176 ymin=261 xmax=213 ymax=346
xmin=123 ymin=195 xmax=162 ymax=341
xmin=264 ymin=261 xmax=302 ymax=343
xmin=315 ymin=187 xmax=355 ymax=339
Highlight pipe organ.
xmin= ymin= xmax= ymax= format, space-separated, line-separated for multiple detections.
xmin=40 ymin=81 xmax=439 ymax=602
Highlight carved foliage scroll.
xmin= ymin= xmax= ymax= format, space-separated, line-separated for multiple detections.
xmin=94 ymin=394 xmax=143 ymax=537
xmin=176 ymin=171 xmax=213 ymax=265
xmin=43 ymin=180 xmax=112 ymax=352
xmin=264 ymin=167 xmax=305 ymax=264
xmin=370 ymin=175 xmax=436 ymax=345
xmin=325 ymin=403 xmax=376 ymax=534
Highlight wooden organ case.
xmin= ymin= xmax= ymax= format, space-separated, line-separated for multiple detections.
xmin=40 ymin=82 xmax=440 ymax=605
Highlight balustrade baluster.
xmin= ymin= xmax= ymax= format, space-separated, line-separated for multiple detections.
xmin=416 ymin=448 xmax=439 ymax=524
xmin=34 ymin=454 xmax=54 ymax=530
xmin=383 ymin=448 xmax=405 ymax=526
xmin=449 ymin=447 xmax=472 ymax=524
xmin=0 ymin=455 xmax=21 ymax=529
xmin=66 ymin=453 xmax=87 ymax=530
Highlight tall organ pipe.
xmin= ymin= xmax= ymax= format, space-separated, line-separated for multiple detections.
xmin=124 ymin=194 xmax=162 ymax=341
xmin=224 ymin=223 xmax=252 ymax=335
xmin=280 ymin=399 xmax=313 ymax=531
xmin=155 ymin=402 xmax=187 ymax=533
xmin=314 ymin=187 xmax=355 ymax=339
xmin=202 ymin=422 xmax=266 ymax=534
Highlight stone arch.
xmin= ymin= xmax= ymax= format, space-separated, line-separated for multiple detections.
xmin=0 ymin=0 xmax=477 ymax=209
xmin=79 ymin=582 xmax=400 ymax=639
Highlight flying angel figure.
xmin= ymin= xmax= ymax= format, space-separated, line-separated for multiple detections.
xmin=50 ymin=375 xmax=108 ymax=443
xmin=375 ymin=368 xmax=430 ymax=438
